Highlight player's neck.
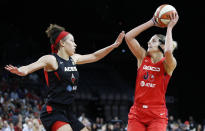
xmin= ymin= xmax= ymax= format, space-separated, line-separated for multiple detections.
xmin=57 ymin=49 xmax=70 ymax=61
xmin=150 ymin=52 xmax=163 ymax=64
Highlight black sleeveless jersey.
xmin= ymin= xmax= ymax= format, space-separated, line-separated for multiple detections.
xmin=44 ymin=54 xmax=79 ymax=105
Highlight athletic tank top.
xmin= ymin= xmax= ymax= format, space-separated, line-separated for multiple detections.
xmin=134 ymin=55 xmax=171 ymax=107
xmin=44 ymin=54 xmax=79 ymax=105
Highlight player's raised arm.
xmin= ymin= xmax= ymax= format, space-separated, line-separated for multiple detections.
xmin=71 ymin=31 xmax=125 ymax=65
xmin=5 ymin=55 xmax=56 ymax=76
xmin=164 ymin=12 xmax=179 ymax=75
xmin=125 ymin=20 xmax=154 ymax=67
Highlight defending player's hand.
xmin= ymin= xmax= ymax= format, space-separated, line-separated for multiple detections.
xmin=4 ymin=65 xmax=25 ymax=76
xmin=112 ymin=31 xmax=125 ymax=48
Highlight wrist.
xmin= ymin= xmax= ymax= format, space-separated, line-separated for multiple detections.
xmin=151 ymin=18 xmax=157 ymax=26
xmin=167 ymin=27 xmax=173 ymax=32
xmin=18 ymin=67 xmax=28 ymax=76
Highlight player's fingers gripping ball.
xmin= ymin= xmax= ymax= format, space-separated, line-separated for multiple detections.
xmin=153 ymin=4 xmax=177 ymax=28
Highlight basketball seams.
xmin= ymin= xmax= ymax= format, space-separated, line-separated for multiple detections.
xmin=159 ymin=5 xmax=176 ymax=18
xmin=156 ymin=4 xmax=167 ymax=19
xmin=154 ymin=4 xmax=177 ymax=27
xmin=154 ymin=4 xmax=167 ymax=27
xmin=160 ymin=11 xmax=174 ymax=19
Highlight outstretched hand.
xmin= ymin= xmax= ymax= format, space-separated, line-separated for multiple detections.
xmin=4 ymin=65 xmax=24 ymax=76
xmin=112 ymin=31 xmax=125 ymax=48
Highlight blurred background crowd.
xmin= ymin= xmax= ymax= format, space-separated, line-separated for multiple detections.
xmin=0 ymin=71 xmax=205 ymax=131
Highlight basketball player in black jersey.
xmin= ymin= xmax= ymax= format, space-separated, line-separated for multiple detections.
xmin=5 ymin=24 xmax=125 ymax=131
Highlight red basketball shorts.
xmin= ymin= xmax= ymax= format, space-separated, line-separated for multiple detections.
xmin=127 ymin=104 xmax=168 ymax=131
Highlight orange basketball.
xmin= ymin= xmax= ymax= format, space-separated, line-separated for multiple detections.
xmin=154 ymin=4 xmax=177 ymax=28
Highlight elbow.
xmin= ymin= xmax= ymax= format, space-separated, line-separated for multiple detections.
xmin=125 ymin=33 xmax=131 ymax=42
xmin=164 ymin=49 xmax=173 ymax=54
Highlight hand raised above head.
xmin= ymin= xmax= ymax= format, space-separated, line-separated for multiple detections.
xmin=168 ymin=11 xmax=179 ymax=29
xmin=112 ymin=31 xmax=125 ymax=48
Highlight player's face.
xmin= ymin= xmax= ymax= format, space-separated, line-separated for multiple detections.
xmin=63 ymin=34 xmax=77 ymax=56
xmin=147 ymin=35 xmax=161 ymax=52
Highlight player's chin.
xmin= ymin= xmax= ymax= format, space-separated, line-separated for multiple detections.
xmin=147 ymin=48 xmax=151 ymax=52
xmin=68 ymin=51 xmax=75 ymax=56
xmin=72 ymin=51 xmax=75 ymax=55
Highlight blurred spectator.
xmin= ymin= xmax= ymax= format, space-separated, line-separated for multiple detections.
xmin=184 ymin=121 xmax=190 ymax=130
xmin=0 ymin=117 xmax=3 ymax=129
xmin=168 ymin=115 xmax=175 ymax=130
xmin=9 ymin=122 xmax=15 ymax=131
xmin=2 ymin=120 xmax=14 ymax=131
xmin=96 ymin=117 xmax=102 ymax=129
xmin=177 ymin=118 xmax=183 ymax=128
xmin=196 ymin=124 xmax=202 ymax=131
xmin=78 ymin=113 xmax=91 ymax=130
xmin=22 ymin=117 xmax=32 ymax=131
xmin=189 ymin=116 xmax=196 ymax=131
xmin=91 ymin=123 xmax=98 ymax=131
xmin=107 ymin=123 xmax=114 ymax=131
xmin=10 ymin=91 xmax=19 ymax=100
xmin=32 ymin=118 xmax=40 ymax=131
xmin=113 ymin=122 xmax=121 ymax=131
xmin=170 ymin=122 xmax=181 ymax=131
xmin=180 ymin=121 xmax=190 ymax=131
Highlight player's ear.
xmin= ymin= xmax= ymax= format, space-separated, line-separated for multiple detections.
xmin=59 ymin=40 xmax=65 ymax=47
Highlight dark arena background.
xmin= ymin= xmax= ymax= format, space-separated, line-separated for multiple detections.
xmin=0 ymin=0 xmax=204 ymax=130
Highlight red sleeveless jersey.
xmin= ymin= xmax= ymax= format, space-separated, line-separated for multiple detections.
xmin=133 ymin=55 xmax=171 ymax=107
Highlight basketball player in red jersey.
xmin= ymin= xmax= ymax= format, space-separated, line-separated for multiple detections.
xmin=125 ymin=11 xmax=179 ymax=131
xmin=5 ymin=24 xmax=125 ymax=131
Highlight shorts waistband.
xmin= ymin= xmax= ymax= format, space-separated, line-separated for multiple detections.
xmin=134 ymin=103 xmax=166 ymax=109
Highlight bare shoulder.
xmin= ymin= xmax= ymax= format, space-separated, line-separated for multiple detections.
xmin=38 ymin=55 xmax=56 ymax=63
xmin=39 ymin=55 xmax=58 ymax=71
xmin=40 ymin=55 xmax=56 ymax=60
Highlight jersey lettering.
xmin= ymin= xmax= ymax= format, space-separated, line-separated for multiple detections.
xmin=64 ymin=67 xmax=78 ymax=72
xmin=140 ymin=81 xmax=156 ymax=88
xmin=143 ymin=65 xmax=160 ymax=72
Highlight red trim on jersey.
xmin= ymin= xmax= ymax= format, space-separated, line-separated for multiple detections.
xmin=44 ymin=70 xmax=49 ymax=87
xmin=54 ymin=72 xmax=61 ymax=80
xmin=51 ymin=31 xmax=69 ymax=53
xmin=51 ymin=121 xmax=69 ymax=131
xmin=46 ymin=105 xmax=53 ymax=114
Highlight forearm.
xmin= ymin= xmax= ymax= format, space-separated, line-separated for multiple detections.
xmin=16 ymin=57 xmax=47 ymax=76
xmin=165 ymin=28 xmax=173 ymax=53
xmin=5 ymin=55 xmax=50 ymax=76
xmin=164 ymin=27 xmax=177 ymax=73
xmin=126 ymin=20 xmax=154 ymax=40
xmin=93 ymin=44 xmax=115 ymax=60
